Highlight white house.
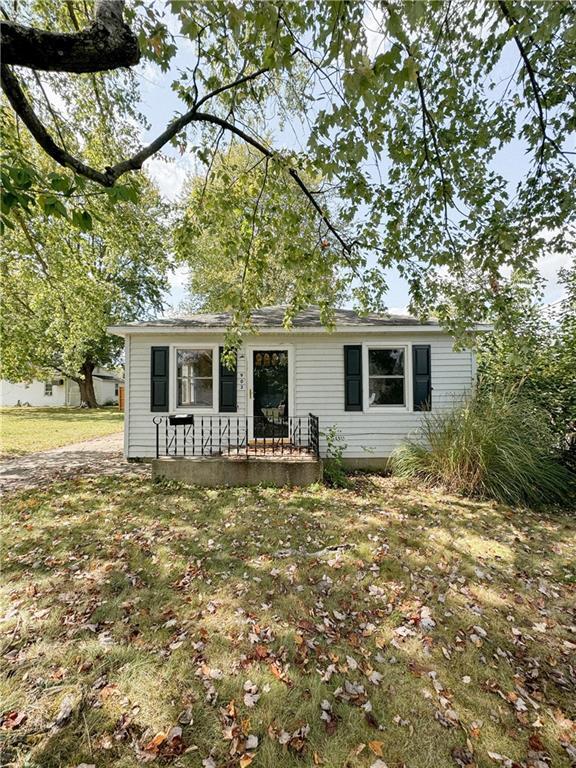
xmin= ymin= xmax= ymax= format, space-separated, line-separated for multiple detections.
xmin=0 ymin=367 xmax=123 ymax=408
xmin=109 ymin=307 xmax=487 ymax=469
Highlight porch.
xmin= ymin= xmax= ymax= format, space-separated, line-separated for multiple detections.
xmin=151 ymin=414 xmax=321 ymax=487
xmin=152 ymin=413 xmax=320 ymax=459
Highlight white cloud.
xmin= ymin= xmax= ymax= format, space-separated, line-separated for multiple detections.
xmin=146 ymin=156 xmax=192 ymax=202
xmin=364 ymin=4 xmax=386 ymax=59
xmin=537 ymin=249 xmax=571 ymax=304
xmin=163 ymin=265 xmax=190 ymax=315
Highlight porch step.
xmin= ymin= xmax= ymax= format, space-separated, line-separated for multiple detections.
xmin=152 ymin=454 xmax=323 ymax=487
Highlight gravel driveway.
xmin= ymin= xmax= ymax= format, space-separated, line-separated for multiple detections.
xmin=0 ymin=432 xmax=148 ymax=494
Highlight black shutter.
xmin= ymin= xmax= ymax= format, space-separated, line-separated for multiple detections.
xmin=219 ymin=346 xmax=237 ymax=412
xmin=150 ymin=346 xmax=169 ymax=412
xmin=413 ymin=345 xmax=431 ymax=411
xmin=344 ymin=344 xmax=363 ymax=411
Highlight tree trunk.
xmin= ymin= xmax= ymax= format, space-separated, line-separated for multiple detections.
xmin=78 ymin=361 xmax=98 ymax=408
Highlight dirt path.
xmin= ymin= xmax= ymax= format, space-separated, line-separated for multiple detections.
xmin=0 ymin=432 xmax=148 ymax=494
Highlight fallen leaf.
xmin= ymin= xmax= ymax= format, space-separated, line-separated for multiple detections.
xmin=54 ymin=695 xmax=74 ymax=726
xmin=246 ymin=734 xmax=258 ymax=750
xmin=451 ymin=745 xmax=475 ymax=767
xmin=369 ymin=740 xmax=384 ymax=756
xmin=144 ymin=731 xmax=167 ymax=752
xmin=1 ymin=711 xmax=28 ymax=730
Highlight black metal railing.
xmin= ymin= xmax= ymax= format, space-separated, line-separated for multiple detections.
xmin=153 ymin=413 xmax=320 ymax=459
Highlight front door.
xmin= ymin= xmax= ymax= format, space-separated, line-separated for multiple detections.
xmin=252 ymin=350 xmax=289 ymax=438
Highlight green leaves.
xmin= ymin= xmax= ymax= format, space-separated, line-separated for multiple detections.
xmin=2 ymin=0 xmax=575 ymax=334
xmin=38 ymin=194 xmax=68 ymax=218
xmin=9 ymin=165 xmax=35 ymax=190
xmin=174 ymin=144 xmax=350 ymax=326
xmin=106 ymin=184 xmax=140 ymax=205
xmin=48 ymin=173 xmax=74 ymax=194
xmin=262 ymin=46 xmax=277 ymax=69
xmin=71 ymin=210 xmax=93 ymax=232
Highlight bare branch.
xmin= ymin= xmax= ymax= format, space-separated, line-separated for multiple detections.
xmin=194 ymin=66 xmax=270 ymax=111
xmin=32 ymin=71 xmax=68 ymax=150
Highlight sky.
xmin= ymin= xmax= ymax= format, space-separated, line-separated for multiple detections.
xmin=130 ymin=13 xmax=571 ymax=316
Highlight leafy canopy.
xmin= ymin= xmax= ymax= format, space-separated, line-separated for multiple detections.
xmin=2 ymin=1 xmax=575 ymax=331
xmin=0 ymin=112 xmax=170 ymax=383
xmin=477 ymin=256 xmax=576 ymax=441
xmin=175 ymin=143 xmax=348 ymax=326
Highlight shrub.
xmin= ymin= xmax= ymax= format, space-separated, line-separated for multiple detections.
xmin=321 ymin=425 xmax=349 ymax=488
xmin=391 ymin=389 xmax=574 ymax=506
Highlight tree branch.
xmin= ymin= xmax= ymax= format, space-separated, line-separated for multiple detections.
xmin=0 ymin=0 xmax=140 ymax=73
xmin=32 ymin=71 xmax=68 ymax=150
xmin=498 ymin=0 xmax=561 ymax=158
xmin=186 ymin=112 xmax=353 ymax=255
xmin=1 ymin=62 xmax=273 ymax=184
xmin=1 ymin=63 xmax=112 ymax=184
xmin=194 ymin=66 xmax=270 ymax=111
xmin=1 ymin=62 xmax=354 ymax=255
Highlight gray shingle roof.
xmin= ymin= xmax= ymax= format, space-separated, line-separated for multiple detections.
xmin=120 ymin=306 xmax=436 ymax=329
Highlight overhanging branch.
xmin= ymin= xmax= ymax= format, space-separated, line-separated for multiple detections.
xmin=0 ymin=0 xmax=140 ymax=72
xmin=0 ymin=63 xmax=274 ymax=186
xmin=498 ymin=0 xmax=562 ymax=158
xmin=1 ymin=61 xmax=354 ymax=255
xmin=1 ymin=63 xmax=113 ymax=185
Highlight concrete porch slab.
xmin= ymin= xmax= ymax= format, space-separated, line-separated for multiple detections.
xmin=152 ymin=454 xmax=322 ymax=487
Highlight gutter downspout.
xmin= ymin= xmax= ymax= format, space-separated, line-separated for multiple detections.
xmin=124 ymin=335 xmax=130 ymax=460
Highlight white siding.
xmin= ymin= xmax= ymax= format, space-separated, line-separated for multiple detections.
xmin=1 ymin=373 xmax=120 ymax=408
xmin=125 ymin=332 xmax=474 ymax=460
xmin=0 ymin=379 xmax=67 ymax=407
xmin=94 ymin=378 xmax=119 ymax=405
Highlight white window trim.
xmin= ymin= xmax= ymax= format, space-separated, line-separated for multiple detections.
xmin=44 ymin=382 xmax=53 ymax=397
xmin=170 ymin=343 xmax=219 ymax=413
xmin=246 ymin=344 xmax=294 ymax=439
xmin=362 ymin=342 xmax=412 ymax=413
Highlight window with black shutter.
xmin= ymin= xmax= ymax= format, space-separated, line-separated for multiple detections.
xmin=219 ymin=346 xmax=237 ymax=412
xmin=367 ymin=347 xmax=406 ymax=406
xmin=344 ymin=345 xmax=363 ymax=411
xmin=150 ymin=346 xmax=169 ymax=412
xmin=412 ymin=345 xmax=432 ymax=411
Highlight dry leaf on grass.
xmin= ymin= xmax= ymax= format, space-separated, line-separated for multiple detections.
xmin=1 ymin=711 xmax=28 ymax=730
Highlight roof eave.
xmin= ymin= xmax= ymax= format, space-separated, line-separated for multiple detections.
xmin=108 ymin=323 xmax=493 ymax=337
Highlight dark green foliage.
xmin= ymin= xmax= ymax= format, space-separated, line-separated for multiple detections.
xmin=321 ymin=425 xmax=349 ymax=488
xmin=477 ymin=259 xmax=576 ymax=453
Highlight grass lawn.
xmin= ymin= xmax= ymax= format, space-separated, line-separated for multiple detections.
xmin=1 ymin=474 xmax=575 ymax=768
xmin=0 ymin=407 xmax=124 ymax=458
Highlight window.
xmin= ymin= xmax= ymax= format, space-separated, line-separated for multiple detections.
xmin=176 ymin=348 xmax=213 ymax=407
xmin=44 ymin=382 xmax=53 ymax=397
xmin=368 ymin=348 xmax=405 ymax=406
xmin=114 ymin=383 xmax=119 ymax=397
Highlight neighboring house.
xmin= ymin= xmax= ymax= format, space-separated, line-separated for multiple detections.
xmin=109 ymin=307 xmax=489 ymax=468
xmin=0 ymin=367 xmax=124 ymax=407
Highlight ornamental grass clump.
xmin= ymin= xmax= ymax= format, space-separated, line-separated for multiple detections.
xmin=391 ymin=390 xmax=574 ymax=506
